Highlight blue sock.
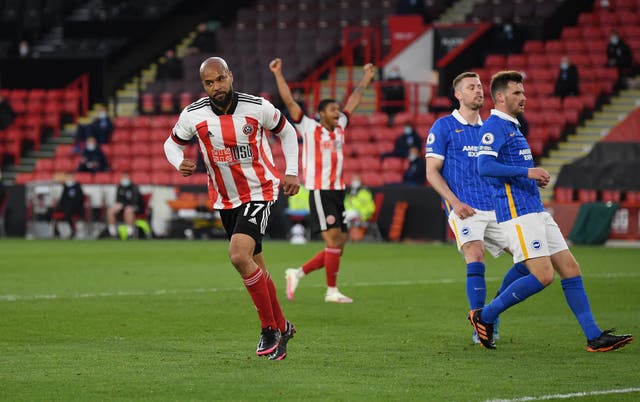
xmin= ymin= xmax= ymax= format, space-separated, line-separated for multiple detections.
xmin=482 ymin=274 xmax=545 ymax=323
xmin=466 ymin=262 xmax=486 ymax=310
xmin=496 ymin=262 xmax=529 ymax=296
xmin=561 ymin=276 xmax=602 ymax=340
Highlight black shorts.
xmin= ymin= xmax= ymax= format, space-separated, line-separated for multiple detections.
xmin=219 ymin=201 xmax=273 ymax=255
xmin=308 ymin=189 xmax=347 ymax=234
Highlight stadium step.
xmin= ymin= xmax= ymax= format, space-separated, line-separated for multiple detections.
xmin=437 ymin=0 xmax=476 ymax=24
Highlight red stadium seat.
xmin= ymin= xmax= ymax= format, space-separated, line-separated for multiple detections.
xmin=577 ymin=189 xmax=597 ymax=202
xmin=522 ymin=40 xmax=544 ymax=54
xmin=528 ymin=139 xmax=544 ymax=157
xmin=381 ymin=157 xmax=406 ymax=173
xmin=601 ymin=190 xmax=621 ymax=202
xmin=626 ymin=191 xmax=640 ymax=203
xmin=368 ymin=112 xmax=389 ymax=127
xmin=554 ymin=187 xmax=574 ymax=203
xmin=349 ymin=113 xmax=370 ymax=127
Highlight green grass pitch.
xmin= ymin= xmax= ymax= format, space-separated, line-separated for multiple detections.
xmin=1 ymin=239 xmax=638 ymax=401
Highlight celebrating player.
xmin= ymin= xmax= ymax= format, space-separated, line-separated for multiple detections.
xmin=270 ymin=58 xmax=376 ymax=303
xmin=164 ymin=57 xmax=299 ymax=360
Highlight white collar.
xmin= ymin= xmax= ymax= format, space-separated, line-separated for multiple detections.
xmin=452 ymin=109 xmax=482 ymax=126
xmin=490 ymin=109 xmax=520 ymax=126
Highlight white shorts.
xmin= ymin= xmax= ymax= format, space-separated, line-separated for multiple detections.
xmin=499 ymin=211 xmax=568 ymax=263
xmin=448 ymin=209 xmax=508 ymax=258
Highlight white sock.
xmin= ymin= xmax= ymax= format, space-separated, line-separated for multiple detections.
xmin=108 ymin=225 xmax=116 ymax=236
xmin=296 ymin=267 xmax=305 ymax=279
xmin=327 ymin=286 xmax=338 ymax=295
xmin=127 ymin=226 xmax=135 ymax=236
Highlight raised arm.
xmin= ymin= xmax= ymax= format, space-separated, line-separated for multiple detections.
xmin=269 ymin=58 xmax=303 ymax=122
xmin=343 ymin=63 xmax=376 ymax=115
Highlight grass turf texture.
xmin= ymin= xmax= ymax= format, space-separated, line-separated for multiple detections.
xmin=0 ymin=239 xmax=638 ymax=401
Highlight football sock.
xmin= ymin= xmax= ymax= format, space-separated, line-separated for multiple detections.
xmin=466 ymin=262 xmax=486 ymax=310
xmin=242 ymin=268 xmax=277 ymax=330
xmin=108 ymin=224 xmax=117 ymax=236
xmin=496 ymin=262 xmax=529 ymax=296
xmin=324 ymin=247 xmax=342 ymax=287
xmin=481 ymin=274 xmax=545 ymax=323
xmin=264 ymin=270 xmax=286 ymax=333
xmin=302 ymin=250 xmax=325 ymax=274
xmin=561 ymin=276 xmax=602 ymax=340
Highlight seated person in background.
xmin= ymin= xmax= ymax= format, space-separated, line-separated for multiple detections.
xmin=607 ymin=29 xmax=632 ymax=73
xmin=403 ymin=145 xmax=426 ymax=186
xmin=553 ymin=55 xmax=579 ymax=98
xmin=53 ymin=172 xmax=85 ymax=238
xmin=73 ymin=104 xmax=113 ymax=151
xmin=77 ymin=136 xmax=109 ymax=173
xmin=344 ymin=174 xmax=376 ymax=242
xmin=0 ymin=94 xmax=16 ymax=129
xmin=187 ymin=22 xmax=217 ymax=54
xmin=381 ymin=123 xmax=422 ymax=160
xmin=157 ymin=49 xmax=184 ymax=81
xmin=106 ymin=172 xmax=144 ymax=239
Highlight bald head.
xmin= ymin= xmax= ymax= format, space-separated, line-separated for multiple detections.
xmin=199 ymin=57 xmax=230 ymax=77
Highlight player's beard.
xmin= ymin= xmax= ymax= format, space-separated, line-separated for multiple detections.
xmin=211 ymin=88 xmax=233 ymax=110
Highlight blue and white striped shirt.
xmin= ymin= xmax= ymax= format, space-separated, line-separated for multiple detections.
xmin=426 ymin=109 xmax=493 ymax=214
xmin=477 ymin=109 xmax=544 ymax=223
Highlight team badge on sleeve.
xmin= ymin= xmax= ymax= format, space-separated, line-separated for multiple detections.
xmin=481 ymin=133 xmax=495 ymax=145
xmin=427 ymin=133 xmax=435 ymax=144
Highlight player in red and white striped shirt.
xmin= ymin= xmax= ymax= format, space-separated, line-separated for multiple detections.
xmin=164 ymin=57 xmax=299 ymax=360
xmin=270 ymin=58 xmax=376 ymax=303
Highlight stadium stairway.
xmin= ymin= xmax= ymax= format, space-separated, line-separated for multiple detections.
xmin=318 ymin=66 xmax=377 ymax=115
xmin=539 ymin=87 xmax=640 ymax=201
xmin=436 ymin=0 xmax=476 ymax=24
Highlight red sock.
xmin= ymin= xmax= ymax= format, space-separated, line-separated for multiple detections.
xmin=242 ymin=268 xmax=277 ymax=330
xmin=264 ymin=270 xmax=286 ymax=333
xmin=302 ymin=249 xmax=325 ymax=274
xmin=324 ymin=247 xmax=342 ymax=287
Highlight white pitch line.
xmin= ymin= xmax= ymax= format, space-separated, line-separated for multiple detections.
xmin=1 ymin=272 xmax=639 ymax=303
xmin=485 ymin=387 xmax=640 ymax=402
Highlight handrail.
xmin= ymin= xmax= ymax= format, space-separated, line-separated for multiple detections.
xmin=65 ymin=73 xmax=90 ymax=116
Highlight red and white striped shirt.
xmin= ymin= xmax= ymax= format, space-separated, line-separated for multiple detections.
xmin=294 ymin=113 xmax=349 ymax=190
xmin=169 ymin=92 xmax=298 ymax=210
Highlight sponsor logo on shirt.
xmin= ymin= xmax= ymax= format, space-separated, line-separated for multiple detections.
xmin=519 ymin=148 xmax=533 ymax=161
xmin=210 ymin=145 xmax=254 ymax=164
xmin=462 ymin=145 xmax=479 ymax=157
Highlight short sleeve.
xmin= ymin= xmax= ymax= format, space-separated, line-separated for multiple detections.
xmin=425 ymin=119 xmax=446 ymax=160
xmin=478 ymin=124 xmax=505 ymax=157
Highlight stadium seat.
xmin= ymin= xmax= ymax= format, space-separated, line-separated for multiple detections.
xmin=577 ymin=189 xmax=597 ymax=202
xmin=554 ymin=187 xmax=574 ymax=203
xmin=601 ymin=190 xmax=621 ymax=202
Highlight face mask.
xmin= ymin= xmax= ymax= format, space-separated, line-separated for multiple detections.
xmin=387 ymin=71 xmax=399 ymax=79
xmin=65 ymin=180 xmax=75 ymax=187
xmin=98 ymin=111 xmax=108 ymax=119
xmin=121 ymin=179 xmax=131 ymax=186
xmin=408 ymin=153 xmax=418 ymax=161
xmin=86 ymin=144 xmax=96 ymax=151
xmin=503 ymin=24 xmax=513 ymax=33
xmin=403 ymin=126 xmax=412 ymax=135
xmin=610 ymin=36 xmax=619 ymax=45
xmin=560 ymin=62 xmax=569 ymax=70
xmin=351 ymin=180 xmax=361 ymax=191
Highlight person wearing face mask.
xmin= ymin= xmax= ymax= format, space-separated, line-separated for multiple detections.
xmin=52 ymin=172 xmax=85 ymax=238
xmin=73 ymin=105 xmax=113 ymax=153
xmin=402 ymin=145 xmax=426 ymax=186
xmin=106 ymin=172 xmax=144 ymax=239
xmin=553 ymin=55 xmax=579 ymax=99
xmin=344 ymin=174 xmax=376 ymax=242
xmin=77 ymin=136 xmax=109 ymax=173
xmin=606 ymin=30 xmax=632 ymax=73
xmin=381 ymin=124 xmax=422 ymax=161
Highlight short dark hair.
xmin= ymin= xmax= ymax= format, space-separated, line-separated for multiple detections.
xmin=490 ymin=71 xmax=523 ymax=101
xmin=317 ymin=98 xmax=337 ymax=113
xmin=452 ymin=72 xmax=479 ymax=90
